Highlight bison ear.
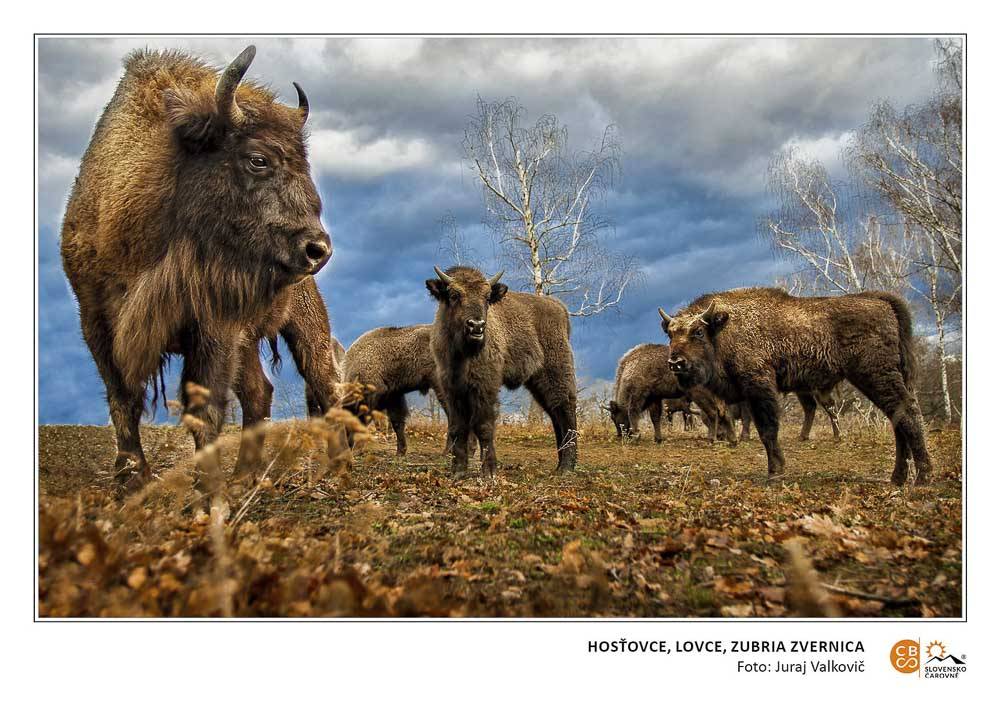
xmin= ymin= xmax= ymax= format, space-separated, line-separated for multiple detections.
xmin=705 ymin=305 xmax=730 ymax=334
xmin=164 ymin=88 xmax=225 ymax=153
xmin=426 ymin=278 xmax=448 ymax=302
xmin=489 ymin=282 xmax=508 ymax=304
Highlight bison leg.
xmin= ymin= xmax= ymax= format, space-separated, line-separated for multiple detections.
xmin=473 ymin=417 xmax=498 ymax=478
xmin=526 ymin=374 xmax=578 ymax=472
xmin=649 ymin=400 xmax=664 ymax=444
xmin=446 ymin=409 xmax=474 ymax=478
xmin=797 ymin=393 xmax=817 ymax=441
xmin=280 ymin=322 xmax=336 ymax=418
xmin=81 ymin=317 xmax=151 ymax=492
xmin=745 ymin=384 xmax=785 ymax=478
xmin=385 ymin=393 xmax=409 ymax=456
xmin=740 ymin=404 xmax=752 ymax=441
xmin=232 ymin=341 xmax=272 ymax=478
xmin=815 ymin=388 xmax=842 ymax=441
xmin=179 ymin=327 xmax=239 ymax=451
xmin=304 ymin=384 xmax=322 ymax=418
xmin=849 ymin=372 xmax=931 ymax=485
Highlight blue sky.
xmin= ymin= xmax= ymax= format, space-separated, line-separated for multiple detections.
xmin=37 ymin=37 xmax=942 ymax=424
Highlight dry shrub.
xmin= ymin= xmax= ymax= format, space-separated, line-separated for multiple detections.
xmin=38 ymin=391 xmax=460 ymax=618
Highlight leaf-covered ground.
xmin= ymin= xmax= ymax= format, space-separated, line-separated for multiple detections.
xmin=37 ymin=418 xmax=962 ymax=617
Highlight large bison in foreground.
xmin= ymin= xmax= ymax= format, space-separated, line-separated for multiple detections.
xmin=341 ymin=324 xmax=446 ymax=456
xmin=604 ymin=343 xmax=734 ymax=444
xmin=427 ymin=266 xmax=578 ymax=478
xmin=61 ymin=46 xmax=337 ymax=491
xmin=659 ymin=288 xmax=931 ymax=485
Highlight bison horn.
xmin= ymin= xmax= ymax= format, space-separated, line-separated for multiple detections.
xmin=293 ymin=81 xmax=309 ymax=123
xmin=433 ymin=265 xmax=455 ymax=284
xmin=699 ymin=300 xmax=717 ymax=324
xmin=488 ymin=270 xmax=505 ymax=287
xmin=216 ymin=45 xmax=256 ymax=125
xmin=658 ymin=307 xmax=671 ymax=324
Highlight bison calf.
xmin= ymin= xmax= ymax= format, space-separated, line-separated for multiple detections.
xmin=659 ymin=288 xmax=931 ymax=485
xmin=427 ymin=266 xmax=578 ymax=478
xmin=341 ymin=325 xmax=445 ymax=456
xmin=605 ymin=343 xmax=734 ymax=444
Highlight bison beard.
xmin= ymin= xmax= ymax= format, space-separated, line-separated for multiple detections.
xmin=659 ymin=288 xmax=931 ymax=485
xmin=427 ymin=266 xmax=578 ymax=478
xmin=60 ymin=45 xmax=335 ymax=492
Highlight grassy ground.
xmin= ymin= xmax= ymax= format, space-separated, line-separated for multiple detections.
xmin=37 ymin=416 xmax=962 ymax=617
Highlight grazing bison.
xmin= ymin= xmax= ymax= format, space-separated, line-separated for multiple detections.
xmin=61 ymin=46 xmax=335 ymax=491
xmin=427 ymin=266 xmax=578 ymax=477
xmin=341 ymin=325 xmax=446 ymax=456
xmin=664 ymin=398 xmax=695 ymax=432
xmin=659 ymin=288 xmax=930 ymax=484
xmin=605 ymin=343 xmax=734 ymax=444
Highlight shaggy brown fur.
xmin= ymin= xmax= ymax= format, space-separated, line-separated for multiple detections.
xmin=60 ymin=46 xmax=333 ymax=491
xmin=660 ymin=287 xmax=930 ymax=484
xmin=427 ymin=266 xmax=578 ymax=477
xmin=605 ymin=343 xmax=735 ymax=444
xmin=341 ymin=325 xmax=445 ymax=456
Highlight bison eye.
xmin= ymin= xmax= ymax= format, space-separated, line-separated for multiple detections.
xmin=693 ymin=328 xmax=705 ymax=339
xmin=247 ymin=153 xmax=269 ymax=173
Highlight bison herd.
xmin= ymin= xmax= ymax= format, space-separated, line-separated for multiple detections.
xmin=59 ymin=46 xmax=933 ymax=494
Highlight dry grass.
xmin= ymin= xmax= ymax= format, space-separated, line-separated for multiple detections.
xmin=38 ymin=414 xmax=962 ymax=618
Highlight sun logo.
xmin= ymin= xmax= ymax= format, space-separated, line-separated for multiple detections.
xmin=927 ymin=641 xmax=947 ymax=659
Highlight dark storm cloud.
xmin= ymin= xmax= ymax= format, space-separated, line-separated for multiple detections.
xmin=37 ymin=36 xmax=943 ymax=422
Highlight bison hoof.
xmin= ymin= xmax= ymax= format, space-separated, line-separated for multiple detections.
xmin=654 ymin=437 xmax=664 ymax=444
xmin=113 ymin=454 xmax=152 ymax=495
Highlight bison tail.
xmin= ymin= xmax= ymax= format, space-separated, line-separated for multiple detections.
xmin=147 ymin=354 xmax=170 ymax=414
xmin=263 ymin=336 xmax=282 ymax=374
xmin=873 ymin=292 xmax=917 ymax=389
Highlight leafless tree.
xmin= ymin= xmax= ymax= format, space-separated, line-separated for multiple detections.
xmin=437 ymin=212 xmax=483 ymax=270
xmin=762 ymin=40 xmax=963 ymax=424
xmin=761 ymin=148 xmax=901 ymax=294
xmin=844 ymin=39 xmax=963 ymax=423
xmin=846 ymin=39 xmax=962 ymax=282
xmin=463 ymin=97 xmax=639 ymax=317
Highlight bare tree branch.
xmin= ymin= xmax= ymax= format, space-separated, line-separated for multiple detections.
xmin=463 ymin=96 xmax=640 ymax=316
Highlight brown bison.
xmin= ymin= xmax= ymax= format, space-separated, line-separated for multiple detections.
xmin=604 ymin=343 xmax=735 ymax=444
xmin=659 ymin=288 xmax=931 ymax=484
xmin=427 ymin=266 xmax=578 ymax=477
xmin=341 ymin=325 xmax=446 ymax=456
xmin=664 ymin=397 xmax=695 ymax=432
xmin=60 ymin=46 xmax=336 ymax=491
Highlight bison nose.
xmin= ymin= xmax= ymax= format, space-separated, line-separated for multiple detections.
xmin=466 ymin=319 xmax=486 ymax=335
xmin=301 ymin=234 xmax=332 ymax=272
xmin=668 ymin=356 xmax=687 ymax=372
